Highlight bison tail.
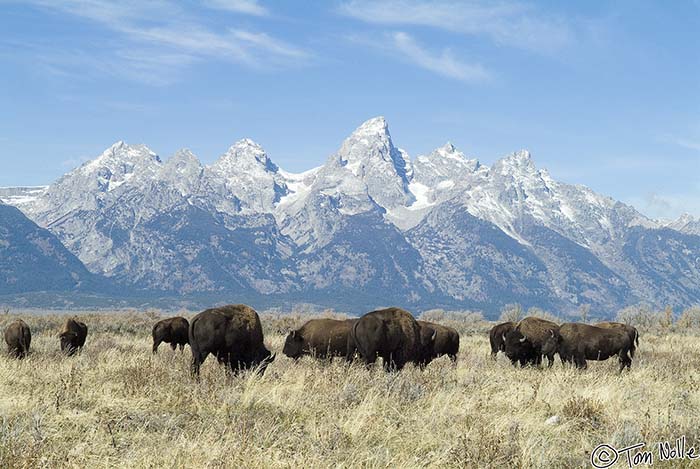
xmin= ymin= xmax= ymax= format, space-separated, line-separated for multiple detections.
xmin=18 ymin=331 xmax=28 ymax=357
xmin=350 ymin=319 xmax=366 ymax=360
xmin=635 ymin=329 xmax=639 ymax=347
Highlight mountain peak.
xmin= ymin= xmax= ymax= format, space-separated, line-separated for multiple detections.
xmin=212 ymin=139 xmax=279 ymax=175
xmin=440 ymin=142 xmax=456 ymax=152
xmin=353 ymin=116 xmax=389 ymax=137
xmin=431 ymin=142 xmax=475 ymax=164
xmin=493 ymin=149 xmax=536 ymax=176
xmin=233 ymin=138 xmax=265 ymax=153
xmin=163 ymin=148 xmax=202 ymax=172
xmin=79 ymin=141 xmax=161 ymax=182
xmin=169 ymin=148 xmax=199 ymax=163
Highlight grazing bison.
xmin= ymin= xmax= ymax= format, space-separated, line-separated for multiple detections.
xmin=542 ymin=323 xmax=634 ymax=372
xmin=417 ymin=320 xmax=459 ymax=366
xmin=152 ymin=316 xmax=190 ymax=353
xmin=489 ymin=321 xmax=515 ymax=360
xmin=283 ymin=318 xmax=357 ymax=360
xmin=504 ymin=317 xmax=559 ymax=367
xmin=189 ymin=304 xmax=275 ymax=376
xmin=4 ymin=319 xmax=31 ymax=358
xmin=59 ymin=318 xmax=88 ymax=356
xmin=595 ymin=321 xmax=639 ymax=357
xmin=350 ymin=307 xmax=422 ymax=371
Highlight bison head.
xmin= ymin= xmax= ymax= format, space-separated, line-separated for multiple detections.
xmin=417 ymin=327 xmax=437 ymax=367
xmin=504 ymin=330 xmax=536 ymax=365
xmin=283 ymin=330 xmax=304 ymax=359
xmin=541 ymin=328 xmax=562 ymax=357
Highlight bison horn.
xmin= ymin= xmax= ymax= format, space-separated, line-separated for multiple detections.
xmin=519 ymin=336 xmax=527 ymax=343
xmin=502 ymin=333 xmax=506 ymax=342
xmin=269 ymin=353 xmax=276 ymax=362
xmin=549 ymin=329 xmax=555 ymax=337
xmin=431 ymin=331 xmax=437 ymax=342
xmin=291 ymin=330 xmax=297 ymax=338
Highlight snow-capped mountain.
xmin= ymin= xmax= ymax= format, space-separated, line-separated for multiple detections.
xmin=4 ymin=116 xmax=700 ymax=315
xmin=664 ymin=213 xmax=700 ymax=236
xmin=207 ymin=139 xmax=289 ymax=214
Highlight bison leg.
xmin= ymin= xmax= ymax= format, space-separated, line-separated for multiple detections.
xmin=618 ymin=350 xmax=632 ymax=373
xmin=489 ymin=340 xmax=499 ymax=361
xmin=546 ymin=354 xmax=554 ymax=368
xmin=170 ymin=342 xmax=177 ymax=351
xmin=152 ymin=339 xmax=161 ymax=354
xmin=383 ymin=351 xmax=403 ymax=372
xmin=191 ymin=350 xmax=208 ymax=377
xmin=178 ymin=343 xmax=185 ymax=352
xmin=344 ymin=346 xmax=356 ymax=363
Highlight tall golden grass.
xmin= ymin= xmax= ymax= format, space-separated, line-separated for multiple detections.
xmin=0 ymin=310 xmax=699 ymax=468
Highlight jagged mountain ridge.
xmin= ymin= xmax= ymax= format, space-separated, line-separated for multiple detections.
xmin=4 ymin=116 xmax=700 ymax=315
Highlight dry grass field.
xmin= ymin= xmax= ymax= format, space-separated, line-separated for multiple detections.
xmin=1 ymin=310 xmax=700 ymax=468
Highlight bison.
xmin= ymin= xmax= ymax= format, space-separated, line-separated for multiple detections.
xmin=189 ymin=304 xmax=275 ymax=376
xmin=542 ymin=322 xmax=634 ymax=372
xmin=283 ymin=318 xmax=357 ymax=361
xmin=504 ymin=329 xmax=540 ymax=367
xmin=595 ymin=321 xmax=639 ymax=357
xmin=350 ymin=307 xmax=422 ymax=371
xmin=59 ymin=318 xmax=88 ymax=356
xmin=417 ymin=320 xmax=459 ymax=366
xmin=504 ymin=317 xmax=559 ymax=367
xmin=488 ymin=321 xmax=515 ymax=360
xmin=152 ymin=316 xmax=189 ymax=353
xmin=4 ymin=319 xmax=31 ymax=358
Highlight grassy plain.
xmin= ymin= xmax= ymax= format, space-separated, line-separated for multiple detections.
xmin=0 ymin=310 xmax=699 ymax=468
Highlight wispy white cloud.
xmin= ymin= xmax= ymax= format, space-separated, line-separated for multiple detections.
xmin=202 ymin=0 xmax=268 ymax=16
xmin=626 ymin=191 xmax=700 ymax=221
xmin=347 ymin=31 xmax=490 ymax=83
xmin=660 ymin=134 xmax=700 ymax=152
xmin=390 ymin=32 xmax=490 ymax=82
xmin=339 ymin=0 xmax=573 ymax=53
xmin=12 ymin=0 xmax=309 ymax=84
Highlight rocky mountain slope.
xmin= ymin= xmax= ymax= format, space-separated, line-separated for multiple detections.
xmin=0 ymin=201 xmax=103 ymax=295
xmin=4 ymin=117 xmax=700 ymax=315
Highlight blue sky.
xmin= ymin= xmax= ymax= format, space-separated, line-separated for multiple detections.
xmin=1 ymin=0 xmax=699 ymax=219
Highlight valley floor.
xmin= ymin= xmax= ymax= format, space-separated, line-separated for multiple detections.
xmin=0 ymin=312 xmax=699 ymax=468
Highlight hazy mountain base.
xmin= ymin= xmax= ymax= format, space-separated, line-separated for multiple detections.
xmin=1 ymin=312 xmax=699 ymax=468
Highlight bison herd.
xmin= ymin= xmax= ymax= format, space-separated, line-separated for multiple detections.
xmin=3 ymin=305 xmax=639 ymax=374
xmin=490 ymin=317 xmax=639 ymax=372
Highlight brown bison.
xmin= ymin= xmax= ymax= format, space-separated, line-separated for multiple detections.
xmin=489 ymin=321 xmax=515 ymax=360
xmin=189 ymin=304 xmax=275 ymax=376
xmin=595 ymin=321 xmax=639 ymax=357
xmin=542 ymin=323 xmax=634 ymax=372
xmin=4 ymin=319 xmax=31 ymax=358
xmin=59 ymin=318 xmax=88 ymax=356
xmin=152 ymin=316 xmax=189 ymax=353
xmin=504 ymin=317 xmax=559 ymax=367
xmin=349 ymin=307 xmax=422 ymax=371
xmin=283 ymin=318 xmax=357 ymax=360
xmin=417 ymin=320 xmax=459 ymax=365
